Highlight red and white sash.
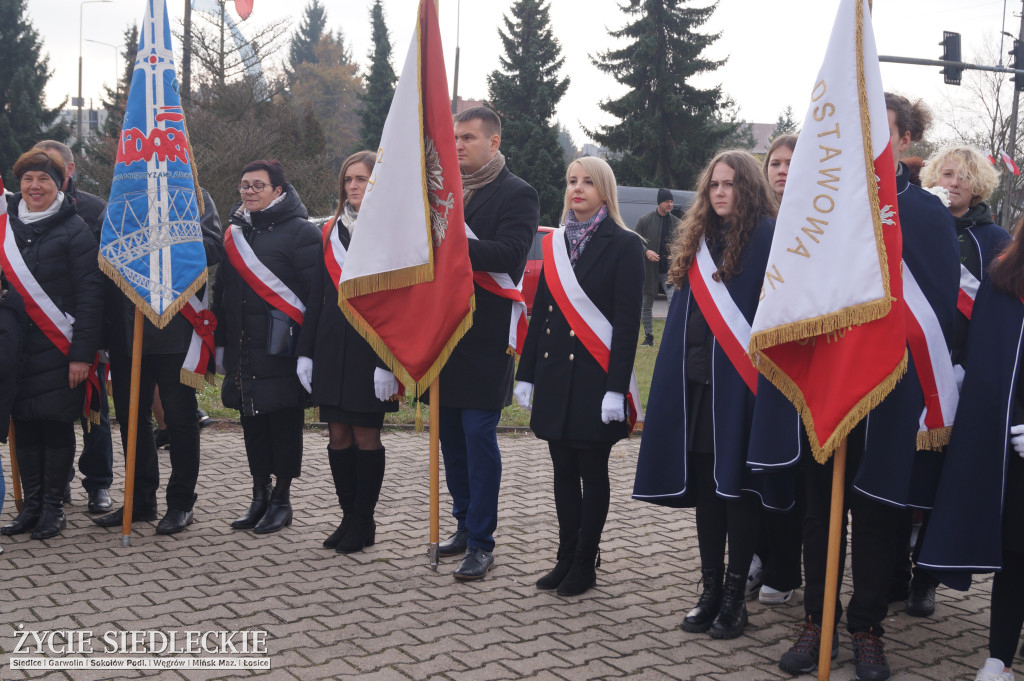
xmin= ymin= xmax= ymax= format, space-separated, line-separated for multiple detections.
xmin=541 ymin=227 xmax=643 ymax=430
xmin=224 ymin=224 xmax=306 ymax=324
xmin=179 ymin=287 xmax=216 ymax=388
xmin=957 ymin=263 xmax=980 ymax=320
xmin=323 ymin=219 xmax=347 ymax=289
xmin=903 ymin=261 xmax=958 ymax=449
xmin=466 ymin=224 xmax=527 ymax=356
xmin=0 ymin=215 xmax=101 ymax=421
xmin=688 ymin=240 xmax=759 ymax=394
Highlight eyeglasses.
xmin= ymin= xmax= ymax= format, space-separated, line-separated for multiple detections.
xmin=238 ymin=182 xmax=269 ymax=194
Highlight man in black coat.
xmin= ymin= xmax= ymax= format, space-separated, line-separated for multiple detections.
xmin=436 ymin=107 xmax=539 ymax=580
xmin=94 ymin=189 xmax=224 ymax=536
xmin=34 ymin=140 xmax=114 ymax=514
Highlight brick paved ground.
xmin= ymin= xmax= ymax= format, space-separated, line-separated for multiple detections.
xmin=0 ymin=426 xmax=996 ymax=680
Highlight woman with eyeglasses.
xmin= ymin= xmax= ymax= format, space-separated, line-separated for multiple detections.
xmin=213 ymin=159 xmax=321 ymax=535
xmin=295 ymin=151 xmax=399 ymax=554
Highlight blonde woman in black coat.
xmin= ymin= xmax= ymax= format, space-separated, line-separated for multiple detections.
xmin=514 ymin=156 xmax=644 ymax=596
xmin=296 ymin=151 xmax=399 ymax=554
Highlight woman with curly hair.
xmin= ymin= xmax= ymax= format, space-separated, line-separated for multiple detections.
xmin=633 ymin=149 xmax=779 ymax=639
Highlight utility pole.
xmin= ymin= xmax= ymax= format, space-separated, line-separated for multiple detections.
xmin=183 ymin=0 xmax=192 ymax=105
xmin=1001 ymin=0 xmax=1024 ymax=229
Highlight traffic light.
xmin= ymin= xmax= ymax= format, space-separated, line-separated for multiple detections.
xmin=940 ymin=31 xmax=962 ymax=85
xmin=1012 ymin=40 xmax=1024 ymax=92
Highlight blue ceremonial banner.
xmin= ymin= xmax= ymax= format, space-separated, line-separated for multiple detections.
xmin=99 ymin=0 xmax=207 ymax=328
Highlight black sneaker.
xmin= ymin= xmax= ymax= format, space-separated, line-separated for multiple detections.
xmin=197 ymin=409 xmax=212 ymax=429
xmin=905 ymin=579 xmax=936 ymax=617
xmin=851 ymin=630 xmax=890 ymax=681
xmin=779 ymin=617 xmax=838 ymax=675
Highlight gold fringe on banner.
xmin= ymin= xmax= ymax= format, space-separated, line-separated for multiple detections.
xmin=415 ymin=400 xmax=424 ymax=432
xmin=178 ymin=368 xmax=215 ymax=391
xmin=916 ymin=426 xmax=951 ymax=451
xmin=98 ymin=257 xmax=208 ymax=331
xmin=337 ymin=262 xmax=435 ymax=300
xmin=748 ymin=297 xmax=893 ymax=355
xmin=754 ymin=349 xmax=908 ymax=464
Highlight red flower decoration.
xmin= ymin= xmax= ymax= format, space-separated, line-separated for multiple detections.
xmin=194 ymin=309 xmax=217 ymax=336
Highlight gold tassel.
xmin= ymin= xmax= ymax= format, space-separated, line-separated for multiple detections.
xmin=98 ymin=257 xmax=208 ymax=330
xmin=415 ymin=400 xmax=424 ymax=432
xmin=337 ymin=263 xmax=435 ymax=299
xmin=916 ymin=426 xmax=951 ymax=451
xmin=747 ymin=297 xmax=892 ymax=355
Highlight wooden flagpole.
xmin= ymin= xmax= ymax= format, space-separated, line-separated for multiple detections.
xmin=120 ymin=307 xmax=145 ymax=546
xmin=8 ymin=420 xmax=21 ymax=512
xmin=428 ymin=379 xmax=440 ymax=570
xmin=817 ymin=438 xmax=848 ymax=680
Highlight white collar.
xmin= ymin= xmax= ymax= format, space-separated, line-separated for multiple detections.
xmin=18 ymin=192 xmax=64 ymax=224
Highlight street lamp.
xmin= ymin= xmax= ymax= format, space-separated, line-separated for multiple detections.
xmin=78 ymin=0 xmax=112 ymax=143
xmin=85 ymin=38 xmax=119 ymax=109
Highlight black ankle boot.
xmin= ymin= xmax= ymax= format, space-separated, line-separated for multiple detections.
xmin=537 ymin=532 xmax=578 ymax=590
xmin=1 ymin=446 xmax=42 ymax=535
xmin=336 ymin=449 xmax=385 ymax=554
xmin=681 ymin=567 xmax=724 ymax=633
xmin=254 ymin=478 xmax=293 ymax=534
xmin=231 ymin=476 xmax=272 ymax=530
xmin=32 ymin=447 xmax=75 ymax=540
xmin=709 ymin=570 xmax=749 ymax=639
xmin=556 ymin=548 xmax=600 ymax=597
xmin=324 ymin=446 xmax=357 ymax=548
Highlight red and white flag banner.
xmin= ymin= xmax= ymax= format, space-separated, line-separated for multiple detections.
xmin=748 ymin=0 xmax=907 ymax=463
xmin=1000 ymin=150 xmax=1021 ymax=176
xmin=337 ymin=0 xmax=474 ymax=394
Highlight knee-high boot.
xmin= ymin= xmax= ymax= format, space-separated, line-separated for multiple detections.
xmin=32 ymin=447 xmax=75 ymax=540
xmin=323 ymin=445 xmax=357 ymax=548
xmin=230 ymin=476 xmax=272 ymax=530
xmin=254 ymin=477 xmax=293 ymax=534
xmin=336 ymin=448 xmax=385 ymax=554
xmin=1 ymin=446 xmax=43 ymax=535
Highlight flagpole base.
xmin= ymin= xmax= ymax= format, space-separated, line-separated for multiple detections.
xmin=428 ymin=543 xmax=438 ymax=571
xmin=121 ymin=534 xmax=131 ymax=547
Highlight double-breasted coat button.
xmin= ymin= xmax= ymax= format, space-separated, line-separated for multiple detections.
xmin=546 ymin=328 xmax=550 ymax=335
xmin=548 ymin=305 xmax=553 ymax=312
xmin=569 ymin=354 xmax=574 ymax=361
xmin=543 ymin=352 xmax=549 ymax=358
xmin=569 ymin=330 xmax=575 ymax=337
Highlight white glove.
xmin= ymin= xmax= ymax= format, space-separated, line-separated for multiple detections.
xmin=374 ymin=367 xmax=399 ymax=402
xmin=601 ymin=391 xmax=626 ymax=424
xmin=1012 ymin=424 xmax=1024 ymax=457
xmin=215 ymin=347 xmax=225 ymax=375
xmin=513 ymin=381 xmax=534 ymax=409
xmin=296 ymin=356 xmax=313 ymax=394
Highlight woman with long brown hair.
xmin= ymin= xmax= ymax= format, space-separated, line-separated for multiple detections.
xmin=633 ymin=149 xmax=779 ymax=639
xmin=295 ymin=151 xmax=399 ymax=554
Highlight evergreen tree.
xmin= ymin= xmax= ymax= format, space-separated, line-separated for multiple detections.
xmin=77 ymin=24 xmax=139 ymax=196
xmin=358 ymin=0 xmax=396 ymax=152
xmin=587 ymin=0 xmax=736 ymax=189
xmin=487 ymin=0 xmax=570 ymax=226
xmin=772 ymin=105 xmax=799 ymax=137
xmin=0 ymin=0 xmax=67 ymax=186
xmin=289 ymin=0 xmax=328 ymax=70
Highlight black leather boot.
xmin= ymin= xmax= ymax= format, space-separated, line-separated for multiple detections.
xmin=336 ymin=448 xmax=385 ymax=554
xmin=709 ymin=570 xmax=749 ymax=639
xmin=680 ymin=567 xmax=724 ymax=633
xmin=537 ymin=530 xmax=578 ymax=590
xmin=254 ymin=477 xmax=293 ymax=534
xmin=556 ymin=546 xmax=601 ymax=597
xmin=32 ymin=447 xmax=75 ymax=540
xmin=230 ymin=476 xmax=272 ymax=530
xmin=323 ymin=446 xmax=357 ymax=548
xmin=1 ymin=446 xmax=42 ymax=535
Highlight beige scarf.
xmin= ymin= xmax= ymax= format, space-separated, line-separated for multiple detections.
xmin=462 ymin=151 xmax=506 ymax=207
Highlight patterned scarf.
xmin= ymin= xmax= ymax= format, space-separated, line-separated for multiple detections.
xmin=462 ymin=151 xmax=506 ymax=206
xmin=565 ymin=205 xmax=607 ymax=265
xmin=340 ymin=201 xmax=359 ymax=235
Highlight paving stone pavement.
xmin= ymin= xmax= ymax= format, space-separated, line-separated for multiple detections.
xmin=0 ymin=425 xmax=996 ymax=680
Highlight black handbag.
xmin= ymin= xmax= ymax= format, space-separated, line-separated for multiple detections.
xmin=266 ymin=307 xmax=300 ymax=358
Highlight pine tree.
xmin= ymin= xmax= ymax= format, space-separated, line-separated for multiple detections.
xmin=77 ymin=24 xmax=139 ymax=196
xmin=288 ymin=0 xmax=328 ymax=71
xmin=358 ymin=0 xmax=396 ymax=152
xmin=772 ymin=105 xmax=799 ymax=137
xmin=588 ymin=0 xmax=737 ymax=189
xmin=487 ymin=0 xmax=570 ymax=226
xmin=0 ymin=0 xmax=68 ymax=186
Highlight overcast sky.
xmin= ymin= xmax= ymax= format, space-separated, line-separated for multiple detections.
xmin=26 ymin=0 xmax=1015 ymax=149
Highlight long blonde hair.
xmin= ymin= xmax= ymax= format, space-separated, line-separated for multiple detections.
xmin=668 ymin=150 xmax=777 ymax=286
xmin=560 ymin=157 xmax=626 ymax=228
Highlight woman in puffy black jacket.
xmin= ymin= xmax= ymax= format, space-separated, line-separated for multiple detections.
xmin=0 ymin=149 xmax=102 ymax=540
xmin=0 ymin=273 xmax=25 ymax=551
xmin=213 ymin=159 xmax=321 ymax=535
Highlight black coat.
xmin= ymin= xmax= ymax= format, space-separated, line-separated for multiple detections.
xmin=296 ymin=221 xmax=397 ymax=415
xmin=114 ymin=189 xmax=223 ymax=356
xmin=66 ymin=178 xmax=106 ymax=240
xmin=0 ymin=278 xmax=24 ymax=442
xmin=8 ymin=194 xmax=103 ymax=422
xmin=438 ymin=166 xmax=539 ymax=410
xmin=516 ymin=218 xmax=644 ymax=443
xmin=213 ymin=186 xmax=321 ymax=415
